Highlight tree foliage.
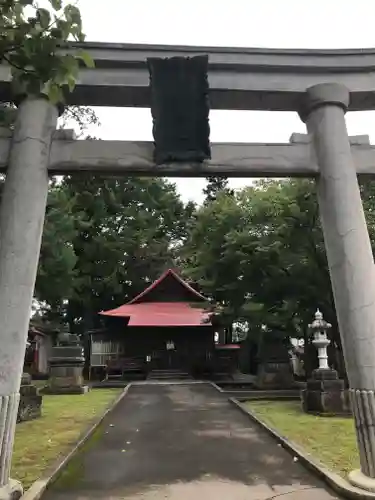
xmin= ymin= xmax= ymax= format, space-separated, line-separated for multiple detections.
xmin=203 ymin=176 xmax=234 ymax=205
xmin=36 ymin=179 xmax=78 ymax=314
xmin=0 ymin=0 xmax=94 ymax=104
xmin=183 ymin=177 xmax=375 ymax=375
xmin=184 ymin=179 xmax=331 ymax=335
xmin=59 ymin=105 xmax=100 ymax=137
xmin=36 ymin=175 xmax=194 ymax=332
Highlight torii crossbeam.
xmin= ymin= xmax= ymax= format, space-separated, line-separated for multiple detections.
xmin=0 ymin=130 xmax=374 ymax=177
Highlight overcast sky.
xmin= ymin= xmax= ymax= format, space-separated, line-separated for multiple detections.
xmin=76 ymin=0 xmax=375 ymax=204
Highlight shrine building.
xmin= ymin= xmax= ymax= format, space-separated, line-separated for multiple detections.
xmin=89 ymin=269 xmax=239 ymax=380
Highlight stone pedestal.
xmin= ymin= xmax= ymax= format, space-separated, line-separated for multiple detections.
xmin=47 ymin=365 xmax=88 ymax=394
xmin=301 ymin=368 xmax=351 ymax=415
xmin=45 ymin=334 xmax=88 ymax=395
xmin=17 ymin=373 xmax=42 ymax=423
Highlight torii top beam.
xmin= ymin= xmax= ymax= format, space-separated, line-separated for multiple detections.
xmin=1 ymin=42 xmax=375 ymax=110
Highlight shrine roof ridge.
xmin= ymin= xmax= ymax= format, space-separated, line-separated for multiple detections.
xmin=128 ymin=268 xmax=208 ymax=304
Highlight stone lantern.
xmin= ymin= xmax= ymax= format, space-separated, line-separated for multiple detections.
xmin=45 ymin=331 xmax=89 ymax=394
xmin=309 ymin=309 xmax=333 ymax=374
xmin=301 ymin=309 xmax=350 ymax=415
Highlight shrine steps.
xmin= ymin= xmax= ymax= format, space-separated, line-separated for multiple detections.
xmin=147 ymin=369 xmax=193 ymax=381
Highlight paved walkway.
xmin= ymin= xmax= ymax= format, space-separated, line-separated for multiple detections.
xmin=45 ymin=383 xmax=341 ymax=499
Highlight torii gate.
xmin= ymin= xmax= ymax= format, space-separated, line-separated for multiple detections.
xmin=1 ymin=43 xmax=375 ymax=497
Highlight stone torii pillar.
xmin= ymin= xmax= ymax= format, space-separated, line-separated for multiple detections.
xmin=300 ymin=82 xmax=375 ymax=491
xmin=0 ymin=97 xmax=58 ymax=499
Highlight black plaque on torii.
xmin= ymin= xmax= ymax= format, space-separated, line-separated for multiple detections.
xmin=147 ymin=55 xmax=211 ymax=165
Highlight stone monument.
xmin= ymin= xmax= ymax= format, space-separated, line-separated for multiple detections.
xmin=301 ymin=310 xmax=350 ymax=415
xmin=17 ymin=373 xmax=42 ymax=423
xmin=256 ymin=334 xmax=295 ymax=389
xmin=45 ymin=331 xmax=88 ymax=394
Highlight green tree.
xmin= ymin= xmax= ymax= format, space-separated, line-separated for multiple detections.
xmin=0 ymin=175 xmax=81 ymax=321
xmin=0 ymin=101 xmax=100 ymax=321
xmin=35 ymin=180 xmax=78 ymax=318
xmin=185 ymin=177 xmax=375 ymax=376
xmin=59 ymin=105 xmax=100 ymax=137
xmin=41 ymin=175 xmax=194 ymax=331
xmin=183 ymin=191 xmax=247 ymax=310
xmin=203 ymin=176 xmax=234 ymax=204
xmin=1 ymin=0 xmax=94 ymax=104
xmin=183 ymin=179 xmax=336 ymax=371
xmin=0 ymin=0 xmax=96 ymax=316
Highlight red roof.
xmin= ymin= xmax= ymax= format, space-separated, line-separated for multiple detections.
xmin=100 ymin=269 xmax=211 ymax=327
xmin=215 ymin=344 xmax=241 ymax=350
xmin=100 ymin=302 xmax=211 ymax=326
xmin=128 ymin=268 xmax=207 ymax=304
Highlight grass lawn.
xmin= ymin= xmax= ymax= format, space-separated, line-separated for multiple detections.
xmin=12 ymin=388 xmax=121 ymax=489
xmin=247 ymin=400 xmax=360 ymax=477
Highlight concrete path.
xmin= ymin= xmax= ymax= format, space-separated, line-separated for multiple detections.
xmin=44 ymin=383 xmax=341 ymax=499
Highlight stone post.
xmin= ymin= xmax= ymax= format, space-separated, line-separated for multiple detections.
xmin=0 ymin=97 xmax=58 ymax=499
xmin=300 ymin=82 xmax=375 ymax=491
